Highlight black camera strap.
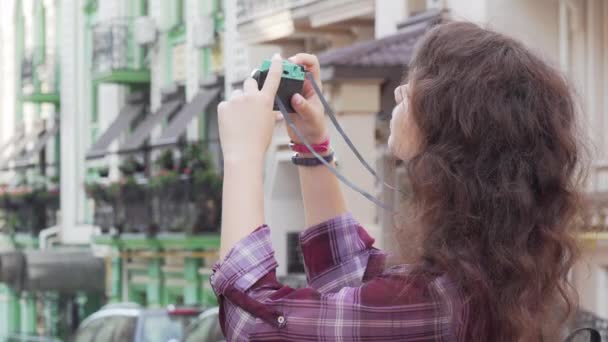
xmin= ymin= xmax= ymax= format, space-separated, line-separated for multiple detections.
xmin=275 ymin=72 xmax=397 ymax=211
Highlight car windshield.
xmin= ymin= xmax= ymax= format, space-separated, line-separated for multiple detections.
xmin=140 ymin=312 xmax=198 ymax=342
xmin=184 ymin=313 xmax=224 ymax=342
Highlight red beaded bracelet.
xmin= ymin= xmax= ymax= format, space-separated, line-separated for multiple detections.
xmin=289 ymin=138 xmax=330 ymax=154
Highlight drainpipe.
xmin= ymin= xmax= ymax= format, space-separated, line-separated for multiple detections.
xmin=39 ymin=225 xmax=60 ymax=250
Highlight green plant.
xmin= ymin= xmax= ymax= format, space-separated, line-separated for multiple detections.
xmin=148 ymin=170 xmax=180 ymax=189
xmin=85 ymin=182 xmax=106 ymax=200
xmin=180 ymin=142 xmax=213 ymax=173
xmin=156 ymin=149 xmax=175 ymax=171
xmin=97 ymin=166 xmax=110 ymax=177
xmin=119 ymin=157 xmax=144 ymax=176
xmin=193 ymin=168 xmax=222 ymax=197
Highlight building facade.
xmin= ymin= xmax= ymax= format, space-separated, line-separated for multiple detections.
xmin=0 ymin=0 xmax=225 ymax=339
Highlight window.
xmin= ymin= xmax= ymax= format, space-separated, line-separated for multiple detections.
xmin=184 ymin=312 xmax=224 ymax=342
xmin=94 ymin=317 xmax=121 ymax=342
xmin=287 ymin=232 xmax=305 ymax=274
xmin=73 ymin=318 xmax=104 ymax=342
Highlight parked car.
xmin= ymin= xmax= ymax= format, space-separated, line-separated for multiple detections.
xmin=71 ymin=303 xmax=202 ymax=342
xmin=182 ymin=307 xmax=224 ymax=342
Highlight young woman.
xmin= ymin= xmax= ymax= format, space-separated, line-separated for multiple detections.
xmin=211 ymin=22 xmax=584 ymax=341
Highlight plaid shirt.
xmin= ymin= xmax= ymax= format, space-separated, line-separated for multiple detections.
xmin=211 ymin=213 xmax=468 ymax=341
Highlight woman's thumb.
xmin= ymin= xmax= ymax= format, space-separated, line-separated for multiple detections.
xmin=291 ymin=93 xmax=312 ymax=116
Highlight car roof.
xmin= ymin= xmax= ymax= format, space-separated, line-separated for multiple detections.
xmin=81 ymin=304 xmax=204 ymax=327
xmin=100 ymin=302 xmax=142 ymax=310
xmin=81 ymin=307 xmax=142 ymax=325
xmin=197 ymin=307 xmax=219 ymax=320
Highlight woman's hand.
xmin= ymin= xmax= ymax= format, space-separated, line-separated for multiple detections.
xmin=286 ymin=53 xmax=328 ymax=144
xmin=218 ymin=54 xmax=284 ymax=164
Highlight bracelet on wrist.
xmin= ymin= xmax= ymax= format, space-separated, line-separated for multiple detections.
xmin=291 ymin=151 xmax=334 ymax=167
xmin=289 ymin=137 xmax=330 ymax=154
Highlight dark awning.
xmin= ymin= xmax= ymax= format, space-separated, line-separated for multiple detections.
xmin=14 ymin=124 xmax=59 ymax=168
xmin=119 ymin=99 xmax=182 ymax=153
xmin=0 ymin=130 xmax=25 ymax=157
xmin=0 ymin=250 xmax=105 ymax=293
xmin=1 ymin=128 xmax=45 ymax=168
xmin=86 ymin=103 xmax=145 ymax=159
xmin=0 ymin=130 xmax=25 ymax=169
xmin=151 ymin=88 xmax=221 ymax=147
xmin=0 ymin=251 xmax=25 ymax=290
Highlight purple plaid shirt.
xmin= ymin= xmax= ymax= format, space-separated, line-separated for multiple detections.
xmin=211 ymin=213 xmax=468 ymax=341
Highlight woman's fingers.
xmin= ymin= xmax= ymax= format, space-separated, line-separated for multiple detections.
xmin=288 ymin=53 xmax=321 ymax=87
xmin=291 ymin=93 xmax=316 ymax=119
xmin=261 ymin=54 xmax=283 ymax=99
xmin=243 ymin=77 xmax=258 ymax=94
xmin=230 ymin=89 xmax=244 ymax=100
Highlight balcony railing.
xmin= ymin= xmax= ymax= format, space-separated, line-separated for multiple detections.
xmin=236 ymin=0 xmax=319 ymax=24
xmin=85 ymin=142 xmax=222 ymax=236
xmin=86 ymin=175 xmax=221 ymax=236
xmin=92 ymin=18 xmax=149 ymax=83
xmin=0 ymin=187 xmax=60 ymax=236
xmin=21 ymin=48 xmax=60 ymax=102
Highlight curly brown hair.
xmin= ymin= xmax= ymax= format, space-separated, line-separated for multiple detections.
xmin=403 ymin=22 xmax=585 ymax=341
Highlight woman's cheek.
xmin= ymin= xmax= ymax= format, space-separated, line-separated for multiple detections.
xmin=388 ymin=105 xmax=403 ymax=155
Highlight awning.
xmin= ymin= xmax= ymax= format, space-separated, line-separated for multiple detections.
xmin=1 ymin=128 xmax=44 ymax=169
xmin=0 ymin=251 xmax=25 ymax=290
xmin=0 ymin=131 xmax=25 ymax=157
xmin=24 ymin=250 xmax=105 ymax=293
xmin=0 ymin=250 xmax=105 ymax=293
xmin=86 ymin=103 xmax=145 ymax=159
xmin=0 ymin=131 xmax=25 ymax=168
xmin=14 ymin=124 xmax=60 ymax=168
xmin=152 ymin=88 xmax=221 ymax=147
xmin=119 ymin=99 xmax=183 ymax=153
xmin=318 ymin=9 xmax=442 ymax=81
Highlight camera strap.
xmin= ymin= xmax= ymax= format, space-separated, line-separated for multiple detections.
xmin=274 ymin=72 xmax=397 ymax=211
xmin=563 ymin=328 xmax=601 ymax=342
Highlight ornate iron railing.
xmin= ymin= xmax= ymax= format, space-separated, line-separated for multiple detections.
xmin=0 ymin=188 xmax=59 ymax=236
xmin=21 ymin=48 xmax=58 ymax=94
xmin=92 ymin=18 xmax=137 ymax=74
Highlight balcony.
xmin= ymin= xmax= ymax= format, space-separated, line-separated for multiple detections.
xmin=235 ymin=0 xmax=374 ymax=44
xmin=92 ymin=18 xmax=150 ymax=84
xmin=86 ymin=142 xmax=222 ymax=241
xmin=21 ymin=49 xmax=60 ymax=104
xmin=0 ymin=185 xmax=60 ymax=237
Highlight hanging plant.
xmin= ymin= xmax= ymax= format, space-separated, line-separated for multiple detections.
xmin=148 ymin=169 xmax=180 ymax=189
xmin=156 ymin=149 xmax=175 ymax=171
xmin=97 ymin=166 xmax=110 ymax=178
xmin=119 ymin=157 xmax=144 ymax=176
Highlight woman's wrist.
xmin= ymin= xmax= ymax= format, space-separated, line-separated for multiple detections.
xmin=223 ymin=153 xmax=265 ymax=167
xmin=296 ymin=150 xmax=334 ymax=158
xmin=290 ymin=130 xmax=329 ymax=146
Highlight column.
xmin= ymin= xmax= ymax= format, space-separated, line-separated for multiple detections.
xmin=146 ymin=250 xmax=164 ymax=307
xmin=110 ymin=247 xmax=123 ymax=302
xmin=20 ymin=292 xmax=36 ymax=334
xmin=183 ymin=255 xmax=201 ymax=305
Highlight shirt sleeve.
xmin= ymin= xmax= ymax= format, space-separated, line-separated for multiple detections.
xmin=209 ymin=217 xmax=457 ymax=341
xmin=298 ymin=213 xmax=385 ymax=292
